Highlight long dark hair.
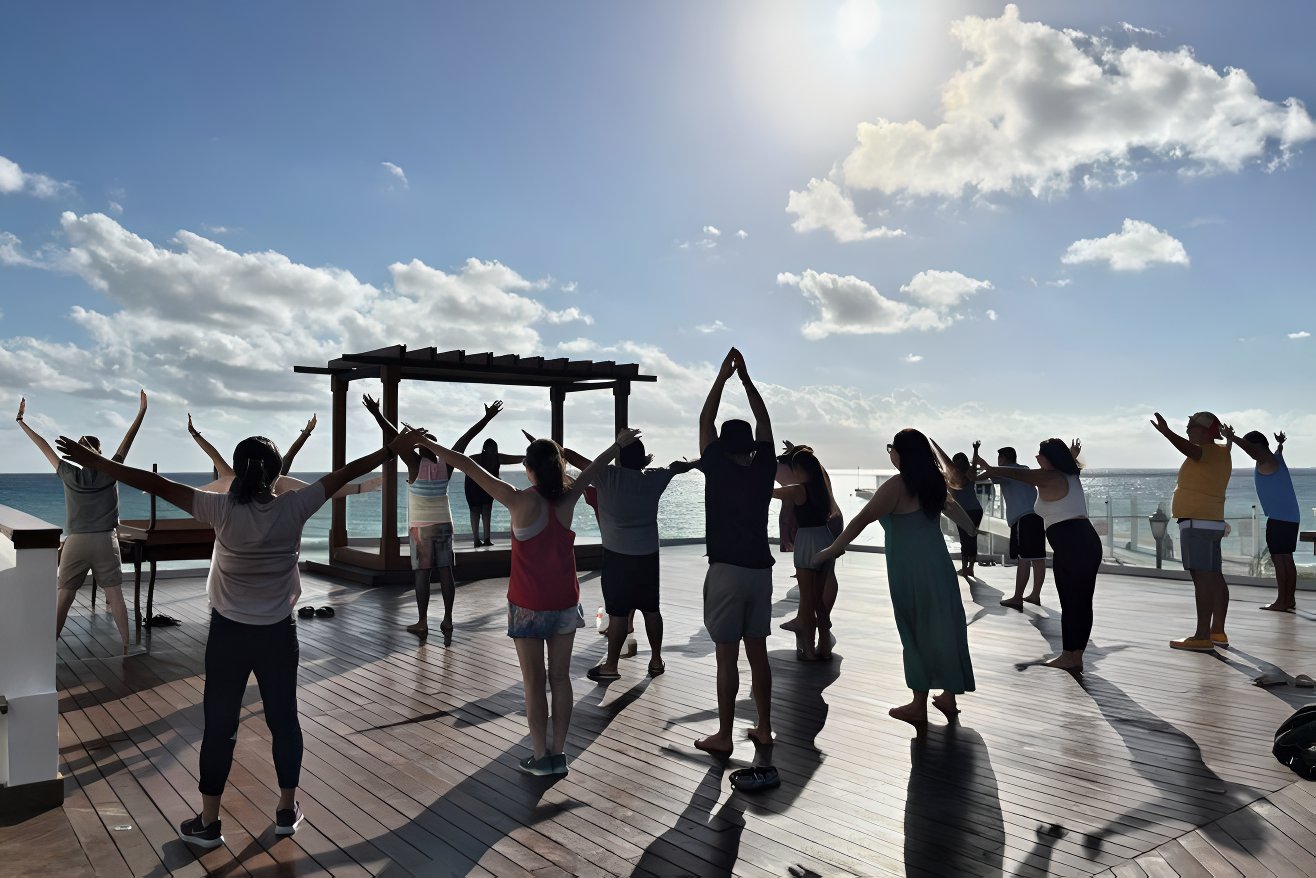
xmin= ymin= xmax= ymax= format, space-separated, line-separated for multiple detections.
xmin=231 ymin=436 xmax=282 ymax=505
xmin=1038 ymin=438 xmax=1081 ymax=475
xmin=788 ymin=447 xmax=833 ymax=520
xmin=524 ymin=438 xmax=571 ymax=502
xmin=891 ymin=428 xmax=947 ymax=519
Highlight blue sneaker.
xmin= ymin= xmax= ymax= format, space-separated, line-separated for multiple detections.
xmin=551 ymin=753 xmax=569 ymax=775
xmin=178 ymin=814 xmax=223 ymax=849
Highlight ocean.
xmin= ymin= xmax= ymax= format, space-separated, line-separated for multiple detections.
xmin=2 ymin=468 xmax=1313 ymax=570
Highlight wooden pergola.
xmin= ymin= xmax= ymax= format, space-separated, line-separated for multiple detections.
xmin=293 ymin=345 xmax=656 ymax=581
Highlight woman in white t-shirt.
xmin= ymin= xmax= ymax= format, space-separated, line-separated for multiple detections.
xmin=57 ymin=430 xmax=398 ymax=850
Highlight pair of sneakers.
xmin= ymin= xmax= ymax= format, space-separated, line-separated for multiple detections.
xmin=518 ymin=753 xmax=569 ymax=776
xmin=178 ymin=803 xmax=303 ymax=849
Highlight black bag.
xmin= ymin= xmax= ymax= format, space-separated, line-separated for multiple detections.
xmin=1273 ymin=704 xmax=1316 ymax=780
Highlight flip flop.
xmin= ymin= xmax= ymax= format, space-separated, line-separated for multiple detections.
xmin=647 ymin=659 xmax=665 ymax=678
xmin=297 ymin=606 xmax=315 ymax=619
xmin=586 ymin=665 xmax=621 ymax=682
xmin=1297 ymin=675 xmax=1315 ymax=688
xmin=314 ymin=606 xmax=335 ymax=618
xmin=729 ymin=766 xmax=780 ymax=793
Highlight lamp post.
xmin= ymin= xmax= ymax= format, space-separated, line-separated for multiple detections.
xmin=1148 ymin=505 xmax=1170 ymax=570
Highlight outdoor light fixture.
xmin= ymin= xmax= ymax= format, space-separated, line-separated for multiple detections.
xmin=1148 ymin=504 xmax=1170 ymax=570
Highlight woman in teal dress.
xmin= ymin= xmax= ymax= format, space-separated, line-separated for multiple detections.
xmin=814 ymin=428 xmax=977 ymax=727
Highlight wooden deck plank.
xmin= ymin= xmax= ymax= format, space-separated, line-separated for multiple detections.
xmin=8 ymin=546 xmax=1315 ymax=877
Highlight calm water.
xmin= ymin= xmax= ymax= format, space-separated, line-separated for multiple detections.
xmin=2 ymin=468 xmax=1313 ymax=566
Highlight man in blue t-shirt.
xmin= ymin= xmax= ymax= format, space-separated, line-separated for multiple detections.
xmin=693 ymin=347 xmax=776 ymax=758
xmin=1224 ymin=425 xmax=1301 ymax=612
xmin=992 ymin=446 xmax=1048 ymax=610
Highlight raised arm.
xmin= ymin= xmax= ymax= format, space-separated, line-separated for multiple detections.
xmin=974 ymin=459 xmax=1063 ymax=491
xmin=55 ymin=436 xmax=197 ymax=513
xmin=404 ymin=432 xmax=522 ymax=508
xmin=734 ymin=348 xmax=773 ymax=446
xmin=1275 ymin=430 xmax=1287 ymax=455
xmin=188 ymin=413 xmax=234 ymax=478
xmin=363 ymin=394 xmax=418 ymax=470
xmin=16 ymin=398 xmax=61 ymax=470
xmin=558 ymin=445 xmax=593 ymax=472
xmin=1151 ymin=412 xmax=1201 ymax=460
xmin=280 ymin=414 xmax=317 ymax=475
xmin=1220 ymin=424 xmax=1264 ymax=463
xmin=452 ymin=400 xmax=502 ymax=453
xmin=111 ymin=390 xmax=148 ymax=463
xmin=562 ymin=429 xmax=641 ymax=508
xmin=699 ymin=349 xmax=736 ymax=453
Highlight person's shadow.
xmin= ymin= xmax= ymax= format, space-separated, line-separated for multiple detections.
xmin=1211 ymin=646 xmax=1316 ymax=710
xmin=966 ymin=576 xmax=1012 ymax=626
xmin=630 ymin=763 xmax=745 ymax=877
xmin=902 ymin=725 xmax=1006 ymax=877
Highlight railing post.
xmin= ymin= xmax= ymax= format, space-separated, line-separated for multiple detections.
xmin=1105 ymin=499 xmax=1114 ymax=559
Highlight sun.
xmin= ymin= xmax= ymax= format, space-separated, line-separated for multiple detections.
xmin=836 ymin=0 xmax=882 ymax=52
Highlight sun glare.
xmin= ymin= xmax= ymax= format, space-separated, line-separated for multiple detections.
xmin=836 ymin=0 xmax=881 ymax=52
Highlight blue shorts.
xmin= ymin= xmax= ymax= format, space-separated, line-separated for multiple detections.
xmin=507 ymin=602 xmax=585 ymax=639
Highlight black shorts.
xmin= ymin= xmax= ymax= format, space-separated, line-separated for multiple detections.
xmin=1267 ymin=518 xmax=1300 ymax=556
xmin=1009 ymin=513 xmax=1046 ymax=561
xmin=601 ymin=548 xmax=661 ymax=615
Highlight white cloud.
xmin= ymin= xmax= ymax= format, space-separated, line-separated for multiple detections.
xmin=1062 ymin=218 xmax=1189 ymax=271
xmin=560 ymin=280 xmax=577 ymax=293
xmin=1119 ymin=22 xmax=1161 ymax=37
xmin=736 ymin=229 xmax=748 ymax=239
xmin=777 ymin=270 xmax=957 ymax=339
xmin=702 ymin=225 xmax=721 ymax=237
xmin=1046 ymin=278 xmax=1073 ymax=287
xmin=381 ymin=161 xmax=409 ymax=188
xmin=834 ymin=5 xmax=1316 ymax=201
xmin=903 ymin=354 xmax=924 ymax=363
xmin=203 ymin=224 xmax=233 ymax=235
xmin=0 ymin=154 xmax=74 ymax=199
xmin=108 ymin=201 xmax=124 ymax=215
xmin=986 ymin=309 xmax=998 ymax=321
xmin=786 ymin=177 xmax=905 ymax=243
xmin=1289 ymin=331 xmax=1311 ymax=340
xmin=694 ymin=321 xmax=728 ymax=334
xmin=0 ymin=232 xmax=64 ymax=270
xmin=899 ymin=270 xmax=993 ymax=309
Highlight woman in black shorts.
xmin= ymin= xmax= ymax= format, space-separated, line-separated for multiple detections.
xmin=465 ymin=437 xmax=524 ymax=546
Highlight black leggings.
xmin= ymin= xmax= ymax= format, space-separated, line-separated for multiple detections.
xmin=957 ymin=508 xmax=985 ymax=564
xmin=199 ymin=610 xmax=302 ymax=796
xmin=1046 ymin=518 xmax=1102 ymax=651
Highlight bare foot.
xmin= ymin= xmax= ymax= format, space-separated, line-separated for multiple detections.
xmin=406 ymin=622 xmax=429 ymax=636
xmin=747 ymin=726 xmax=774 ymax=748
xmin=931 ymin=694 xmax=960 ymax=721
xmin=439 ymin=619 xmax=454 ymax=634
xmin=778 ymin=617 xmax=802 ymax=632
xmin=1045 ymin=654 xmax=1083 ymax=672
xmin=694 ymin=735 xmax=734 ymax=757
xmin=888 ymin=703 xmax=928 ymax=727
xmin=1261 ymin=603 xmax=1295 ymax=612
xmin=1023 ymin=593 xmax=1042 ymax=605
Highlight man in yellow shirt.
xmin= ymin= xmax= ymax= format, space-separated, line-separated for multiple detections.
xmin=1151 ymin=411 xmax=1233 ymax=651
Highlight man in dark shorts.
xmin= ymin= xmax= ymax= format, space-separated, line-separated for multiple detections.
xmin=1223 ymin=425 xmax=1301 ymax=612
xmin=693 ymin=347 xmax=776 ymax=756
xmin=555 ymin=438 xmax=696 ymax=681
xmin=992 ymin=446 xmax=1048 ymax=610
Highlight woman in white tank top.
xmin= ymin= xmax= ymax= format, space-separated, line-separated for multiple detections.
xmin=972 ymin=439 xmax=1102 ymax=673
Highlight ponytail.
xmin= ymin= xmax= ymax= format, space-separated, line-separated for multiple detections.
xmin=524 ymin=438 xmax=571 ymax=502
xmin=230 ymin=436 xmax=282 ymax=504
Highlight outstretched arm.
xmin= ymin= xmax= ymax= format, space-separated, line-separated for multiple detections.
xmin=942 ymin=494 xmax=976 ymax=535
xmin=1275 ymin=431 xmax=1287 ymax=455
xmin=1151 ymin=412 xmax=1201 ymax=460
xmin=363 ymin=394 xmax=418 ymax=470
xmin=735 ymin=348 xmax=773 ymax=446
xmin=281 ymin=414 xmax=317 ymax=475
xmin=667 ymin=458 xmax=700 ymax=475
xmin=562 ymin=429 xmax=641 ymax=507
xmin=1221 ymin=424 xmax=1263 ymax=463
xmin=314 ymin=443 xmax=395 ymax=501
xmin=699 ymin=349 xmax=736 ymax=453
xmin=16 ymin=398 xmax=61 ymax=470
xmin=111 ymin=390 xmax=148 ymax=463
xmin=404 ymin=432 xmax=522 ymax=508
xmin=558 ymin=445 xmax=593 ymax=472
xmin=452 ymin=401 xmax=503 ymax=454
xmin=188 ymin=413 xmax=234 ymax=478
xmin=812 ymin=475 xmax=904 ymax=565
xmin=55 ymin=436 xmax=196 ymax=513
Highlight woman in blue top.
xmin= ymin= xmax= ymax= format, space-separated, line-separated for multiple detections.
xmin=1224 ymin=425 xmax=1301 ymax=612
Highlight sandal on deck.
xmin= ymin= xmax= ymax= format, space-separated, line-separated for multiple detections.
xmin=729 ymin=766 xmax=780 ymax=793
xmin=586 ymin=665 xmax=621 ymax=682
xmin=314 ymin=606 xmax=335 ymax=618
xmin=297 ymin=606 xmax=315 ymax=619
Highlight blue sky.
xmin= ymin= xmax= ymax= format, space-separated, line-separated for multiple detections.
xmin=3 ymin=1 xmax=1315 ymax=471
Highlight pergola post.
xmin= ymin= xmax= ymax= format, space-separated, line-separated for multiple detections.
xmin=381 ymin=365 xmax=402 ymax=567
xmin=330 ymin=373 xmax=348 ymax=558
xmin=613 ymin=380 xmax=630 ymax=435
xmin=550 ymin=385 xmax=566 ymax=445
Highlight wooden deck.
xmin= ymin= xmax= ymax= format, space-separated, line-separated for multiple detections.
xmin=5 ymin=546 xmax=1316 ymax=877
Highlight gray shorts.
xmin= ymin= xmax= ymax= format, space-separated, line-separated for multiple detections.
xmin=58 ymin=531 xmax=123 ymax=591
xmin=703 ymin=563 xmax=772 ymax=644
xmin=409 ymin=523 xmax=454 ymax=570
xmin=1179 ymin=520 xmax=1224 ymax=573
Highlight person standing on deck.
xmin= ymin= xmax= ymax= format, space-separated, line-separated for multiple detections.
xmin=1152 ymin=411 xmax=1233 ymax=651
xmin=693 ymin=347 xmax=777 ymax=756
xmin=393 ymin=427 xmax=639 ymax=775
xmin=55 ymin=429 xmax=395 ymax=847
xmin=16 ymin=393 xmax=148 ymax=655
xmin=950 ymin=452 xmax=984 ymax=578
xmin=464 ymin=437 xmax=526 ymax=547
xmin=362 ymin=395 xmax=504 ymax=637
xmin=991 ymin=445 xmax=1048 ymax=610
xmin=1222 ymin=425 xmax=1301 ymax=613
xmin=548 ymin=434 xmax=697 ymax=681
xmin=777 ymin=442 xmax=845 ymax=642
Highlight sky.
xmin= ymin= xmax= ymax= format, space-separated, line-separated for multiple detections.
xmin=3 ymin=1 xmax=1315 ymax=472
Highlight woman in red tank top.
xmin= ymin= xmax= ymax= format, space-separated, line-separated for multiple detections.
xmin=392 ymin=426 xmax=640 ymax=776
